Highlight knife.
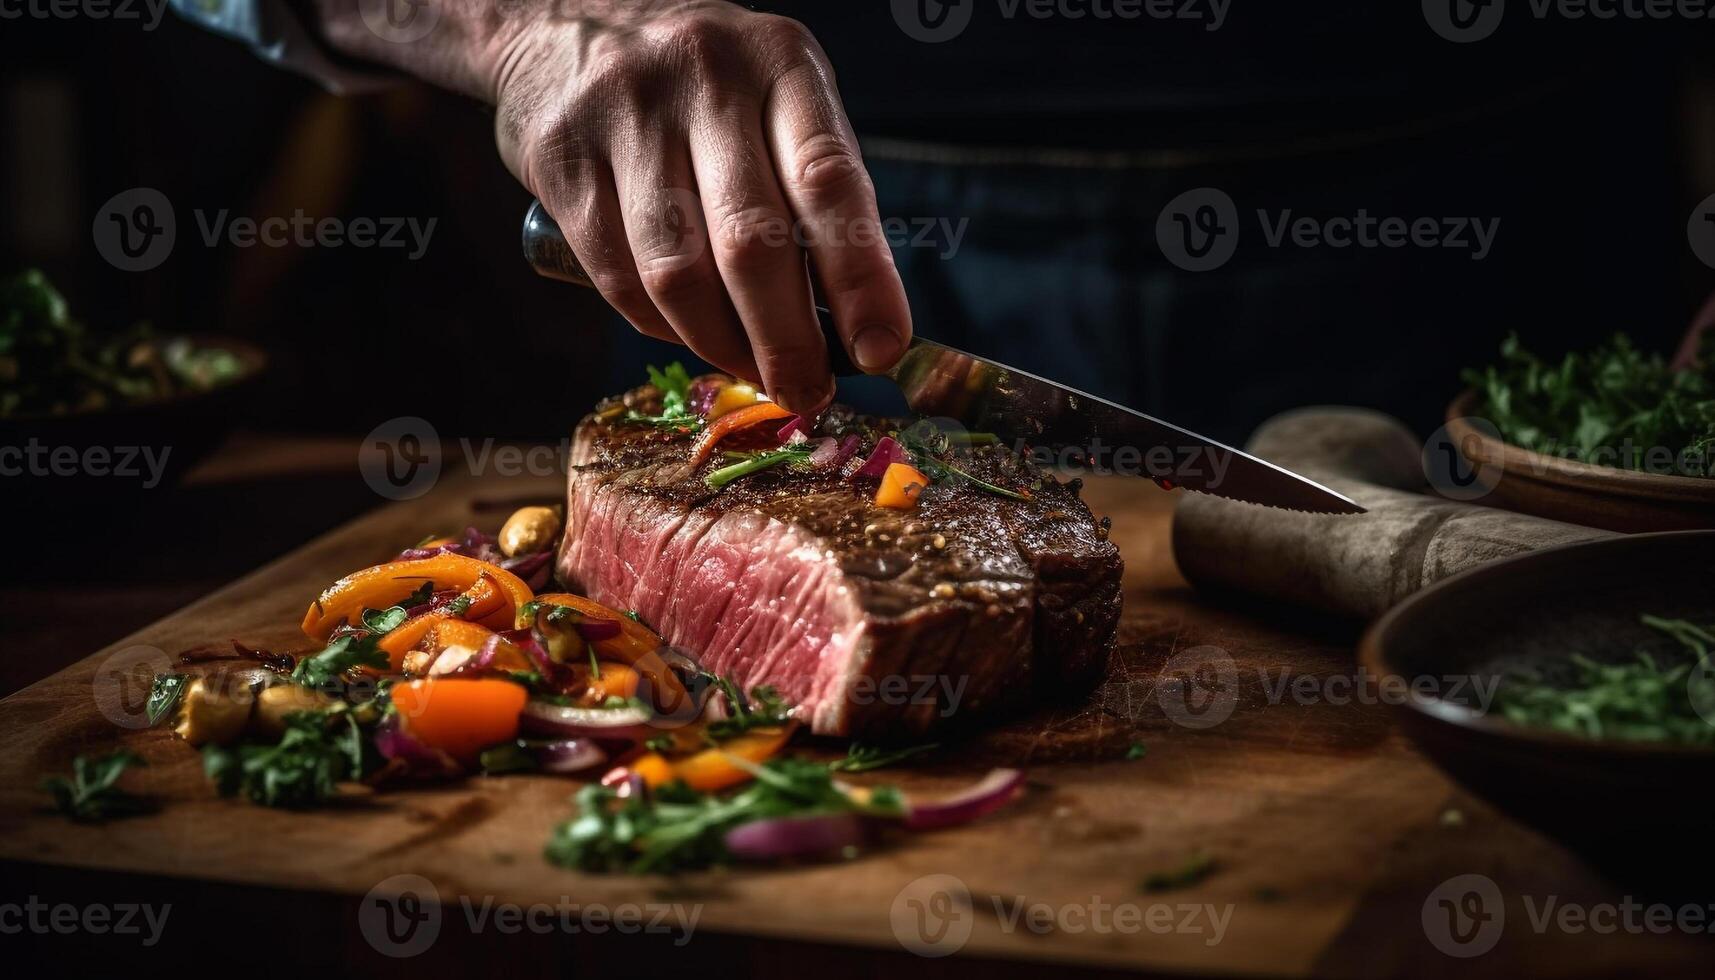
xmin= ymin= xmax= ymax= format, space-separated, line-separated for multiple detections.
xmin=522 ymin=200 xmax=1364 ymax=515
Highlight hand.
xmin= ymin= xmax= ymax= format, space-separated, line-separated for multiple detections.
xmin=483 ymin=2 xmax=912 ymax=413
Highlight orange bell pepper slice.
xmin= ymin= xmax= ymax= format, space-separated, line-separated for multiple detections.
xmin=876 ymin=462 xmax=929 ymax=509
xmin=688 ymin=401 xmax=793 ymax=467
xmin=631 ymin=725 xmax=794 ymax=792
xmin=588 ymin=663 xmax=641 ymax=701
xmin=390 ymin=678 xmax=528 ymax=766
xmin=397 ymin=620 xmax=534 ymax=676
xmin=301 ymin=554 xmax=533 ymax=643
xmin=527 ymin=593 xmax=691 ymax=713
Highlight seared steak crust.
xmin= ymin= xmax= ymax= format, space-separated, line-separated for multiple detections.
xmin=557 ymin=384 xmax=1123 ymax=738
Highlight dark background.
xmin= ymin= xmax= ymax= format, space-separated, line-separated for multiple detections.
xmin=1 ymin=4 xmax=1713 ymax=696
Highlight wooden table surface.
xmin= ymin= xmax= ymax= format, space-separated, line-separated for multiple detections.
xmin=2 ymin=452 xmax=1710 ymax=978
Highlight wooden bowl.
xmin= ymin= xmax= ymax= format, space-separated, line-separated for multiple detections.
xmin=1444 ymin=389 xmax=1715 ymax=532
xmin=0 ymin=335 xmax=267 ymax=504
xmin=1359 ymin=530 xmax=1715 ymax=889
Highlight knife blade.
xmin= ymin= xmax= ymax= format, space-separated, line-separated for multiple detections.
xmin=522 ymin=199 xmax=1364 ymax=515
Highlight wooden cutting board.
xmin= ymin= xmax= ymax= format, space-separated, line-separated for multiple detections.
xmin=1 ymin=468 xmax=1707 ymax=977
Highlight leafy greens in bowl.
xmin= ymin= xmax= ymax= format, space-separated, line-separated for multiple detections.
xmin=1446 ymin=332 xmax=1715 ymax=531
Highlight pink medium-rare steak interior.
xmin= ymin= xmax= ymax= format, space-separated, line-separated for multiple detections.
xmin=556 ymin=382 xmax=1123 ymax=738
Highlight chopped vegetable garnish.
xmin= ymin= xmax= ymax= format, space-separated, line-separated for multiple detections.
xmin=1141 ymin=850 xmax=1219 ymax=892
xmin=704 ymin=446 xmax=813 ymax=489
xmin=830 ymin=742 xmax=939 ymax=773
xmin=876 ymin=461 xmax=929 ymax=509
xmin=41 ymin=751 xmax=153 ymax=822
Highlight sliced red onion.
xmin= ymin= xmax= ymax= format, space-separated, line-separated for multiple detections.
xmin=848 ymin=436 xmax=908 ymax=480
xmin=396 ymin=543 xmax=463 ymax=561
xmin=374 ymin=715 xmax=461 ymax=776
xmin=806 ymin=437 xmax=841 ymax=468
xmin=832 ymin=434 xmax=863 ymax=468
xmin=600 ymin=766 xmax=648 ymax=800
xmin=530 ymin=738 xmax=607 ymax=774
xmin=521 ymin=699 xmax=653 ymax=741
xmin=725 ymin=812 xmax=865 ymax=861
xmin=777 ymin=414 xmax=810 ymax=442
xmin=576 ymin=618 xmax=623 ymax=642
xmin=500 ymin=551 xmax=552 ymax=590
xmin=902 ymin=768 xmax=1025 ymax=830
xmin=688 ymin=378 xmax=724 ymax=416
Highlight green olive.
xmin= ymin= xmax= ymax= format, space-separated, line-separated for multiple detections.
xmin=499 ymin=505 xmax=563 ymax=558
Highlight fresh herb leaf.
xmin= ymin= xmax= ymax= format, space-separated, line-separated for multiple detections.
xmin=624 ymin=363 xmax=703 ymax=432
xmin=546 ymin=756 xmax=897 ymax=874
xmin=202 ymin=708 xmax=373 ymax=808
xmin=443 ymin=594 xmax=474 ymax=618
xmin=1142 ymin=850 xmax=1218 ymax=892
xmin=40 ymin=751 xmax=154 ymax=822
xmin=1492 ymin=615 xmax=1715 ymax=745
xmin=145 ymin=673 xmax=190 ymax=727
xmin=1463 ymin=333 xmax=1715 ymax=478
xmin=704 ymin=680 xmax=793 ymax=741
xmin=624 ymin=610 xmax=643 ymax=623
xmin=704 ymin=447 xmax=813 ymax=489
xmin=830 ymin=742 xmax=939 ymax=773
xmin=896 ymin=420 xmax=1034 ymax=501
xmin=479 ymin=741 xmax=538 ymax=775
xmin=361 ymin=605 xmax=409 ymax=635
xmin=1126 ymin=742 xmax=1149 ymax=761
xmin=291 ymin=634 xmax=389 ymax=692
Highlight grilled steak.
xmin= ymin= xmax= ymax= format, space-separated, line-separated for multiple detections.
xmin=556 ymin=383 xmax=1123 ymax=737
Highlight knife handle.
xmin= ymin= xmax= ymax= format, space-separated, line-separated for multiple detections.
xmin=522 ymin=199 xmax=857 ymax=377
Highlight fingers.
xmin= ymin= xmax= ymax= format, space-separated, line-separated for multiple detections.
xmin=538 ymin=160 xmax=678 ymax=345
xmin=759 ymin=24 xmax=913 ymax=375
xmin=688 ymin=105 xmax=832 ymax=414
xmin=610 ymin=125 xmax=760 ymax=381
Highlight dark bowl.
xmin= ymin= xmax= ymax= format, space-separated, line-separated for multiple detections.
xmin=1445 ymin=388 xmax=1715 ymax=532
xmin=0 ymin=335 xmax=267 ymax=505
xmin=1358 ymin=531 xmax=1715 ymax=889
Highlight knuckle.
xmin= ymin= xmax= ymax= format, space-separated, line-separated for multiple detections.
xmin=785 ymin=136 xmax=869 ymax=204
xmin=637 ymin=256 xmax=719 ymax=304
xmin=749 ymin=14 xmax=820 ymax=56
xmin=711 ymin=205 xmax=794 ymax=271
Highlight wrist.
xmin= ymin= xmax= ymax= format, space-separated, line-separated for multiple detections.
xmin=306 ymin=0 xmax=536 ymax=103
